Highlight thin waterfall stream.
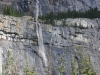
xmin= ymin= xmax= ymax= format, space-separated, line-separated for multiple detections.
xmin=36 ymin=0 xmax=47 ymax=67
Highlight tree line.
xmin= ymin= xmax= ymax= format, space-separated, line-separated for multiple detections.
xmin=39 ymin=8 xmax=100 ymax=24
xmin=3 ymin=5 xmax=24 ymax=17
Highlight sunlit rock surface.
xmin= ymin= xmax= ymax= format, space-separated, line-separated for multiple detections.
xmin=0 ymin=15 xmax=100 ymax=75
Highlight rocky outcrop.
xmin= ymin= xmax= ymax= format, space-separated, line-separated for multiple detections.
xmin=0 ymin=15 xmax=100 ymax=75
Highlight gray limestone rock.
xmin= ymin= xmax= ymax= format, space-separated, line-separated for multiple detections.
xmin=0 ymin=15 xmax=100 ymax=75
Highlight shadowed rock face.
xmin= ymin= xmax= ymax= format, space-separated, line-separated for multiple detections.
xmin=0 ymin=0 xmax=100 ymax=15
xmin=0 ymin=15 xmax=100 ymax=75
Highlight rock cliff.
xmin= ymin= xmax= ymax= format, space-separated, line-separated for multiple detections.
xmin=0 ymin=15 xmax=100 ymax=75
xmin=0 ymin=0 xmax=100 ymax=15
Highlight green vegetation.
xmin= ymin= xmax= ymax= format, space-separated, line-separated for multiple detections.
xmin=7 ymin=50 xmax=15 ymax=75
xmin=39 ymin=8 xmax=100 ymax=24
xmin=2 ymin=50 xmax=20 ymax=75
xmin=2 ymin=50 xmax=14 ymax=75
xmin=2 ymin=50 xmax=38 ymax=75
xmin=40 ymin=12 xmax=55 ymax=25
xmin=2 ymin=66 xmax=4 ymax=75
xmin=3 ymin=5 xmax=24 ymax=17
xmin=24 ymin=56 xmax=38 ymax=75
xmin=24 ymin=66 xmax=37 ymax=75
xmin=76 ymin=45 xmax=96 ymax=75
xmin=58 ymin=55 xmax=66 ymax=75
xmin=82 ymin=55 xmax=96 ymax=75
xmin=71 ymin=57 xmax=77 ymax=75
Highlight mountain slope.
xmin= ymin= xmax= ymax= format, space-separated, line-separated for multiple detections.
xmin=0 ymin=0 xmax=100 ymax=15
xmin=0 ymin=15 xmax=100 ymax=75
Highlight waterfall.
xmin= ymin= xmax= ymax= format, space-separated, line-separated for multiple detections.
xmin=36 ymin=0 xmax=47 ymax=67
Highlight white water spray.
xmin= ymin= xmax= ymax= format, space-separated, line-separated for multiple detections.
xmin=36 ymin=0 xmax=48 ymax=67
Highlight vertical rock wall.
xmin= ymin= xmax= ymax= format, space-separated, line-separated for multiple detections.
xmin=0 ymin=15 xmax=100 ymax=75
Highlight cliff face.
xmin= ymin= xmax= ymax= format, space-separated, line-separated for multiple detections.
xmin=0 ymin=0 xmax=100 ymax=15
xmin=0 ymin=15 xmax=100 ymax=75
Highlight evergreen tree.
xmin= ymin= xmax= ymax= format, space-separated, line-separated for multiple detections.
xmin=3 ymin=5 xmax=24 ymax=17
